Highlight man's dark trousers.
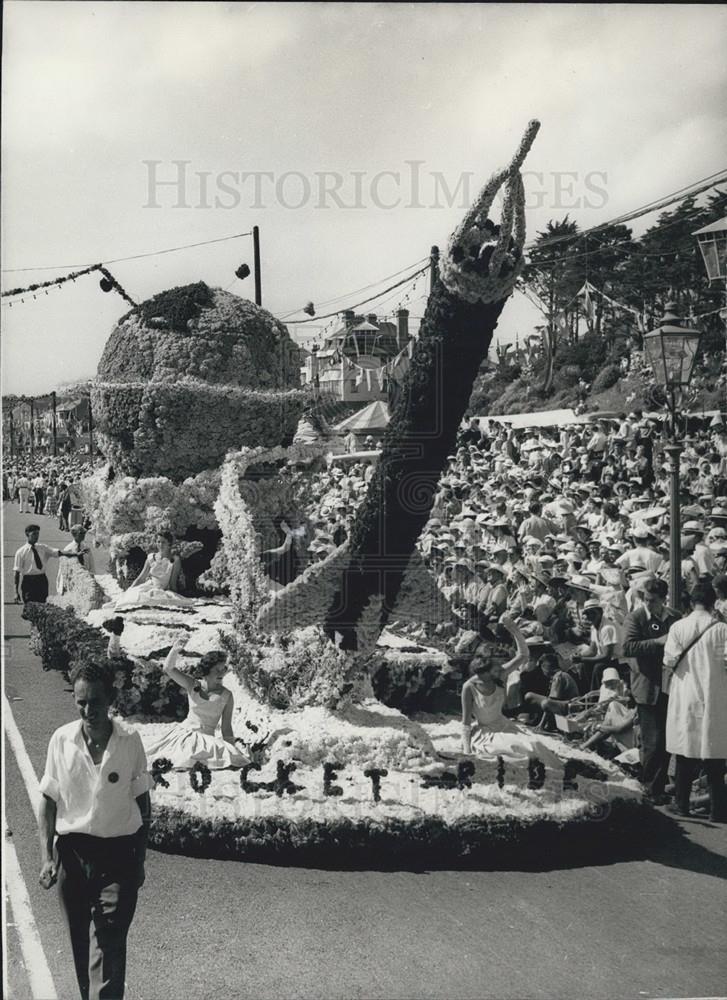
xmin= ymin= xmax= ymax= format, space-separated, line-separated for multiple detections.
xmin=21 ymin=574 xmax=49 ymax=604
xmin=57 ymin=834 xmax=139 ymax=1000
xmin=637 ymin=692 xmax=669 ymax=797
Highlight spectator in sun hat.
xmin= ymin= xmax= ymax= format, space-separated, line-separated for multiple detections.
xmin=480 ymin=564 xmax=508 ymax=620
xmin=595 ymin=540 xmax=627 ymax=591
xmin=683 ymin=520 xmax=715 ymax=578
xmin=708 ymin=524 xmax=727 ymax=548
xmin=617 ymin=526 xmax=663 ymax=574
xmin=572 ymin=597 xmax=623 ymax=692
xmin=530 ymin=572 xmax=556 ymax=624
xmin=583 ymin=538 xmax=605 ymax=576
xmin=518 ymin=500 xmax=558 ymax=544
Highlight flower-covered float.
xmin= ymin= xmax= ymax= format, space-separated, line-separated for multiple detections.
xmin=27 ymin=120 xmax=650 ymax=865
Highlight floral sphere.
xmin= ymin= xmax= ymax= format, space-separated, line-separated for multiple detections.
xmin=92 ymin=283 xmax=307 ymax=480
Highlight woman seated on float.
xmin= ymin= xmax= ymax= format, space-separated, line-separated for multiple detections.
xmin=141 ymin=639 xmax=248 ymax=770
xmin=461 ymin=614 xmax=562 ymax=765
xmin=110 ymin=531 xmax=193 ymax=610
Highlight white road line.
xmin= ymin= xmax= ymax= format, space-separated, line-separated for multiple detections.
xmin=3 ymin=695 xmax=57 ymax=999
xmin=4 ymin=826 xmax=58 ymax=1000
xmin=3 ymin=694 xmax=41 ymax=815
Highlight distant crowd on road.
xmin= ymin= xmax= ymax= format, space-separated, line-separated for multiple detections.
xmin=4 ymin=456 xmax=96 ymax=530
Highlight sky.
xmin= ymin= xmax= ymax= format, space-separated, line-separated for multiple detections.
xmin=2 ymin=2 xmax=726 ymax=395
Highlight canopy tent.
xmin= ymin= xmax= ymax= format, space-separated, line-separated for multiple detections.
xmin=328 ymin=450 xmax=380 ymax=466
xmin=573 ymin=411 xmax=623 ymax=424
xmin=334 ymin=400 xmax=390 ymax=434
xmin=476 ymin=408 xmax=577 ymax=429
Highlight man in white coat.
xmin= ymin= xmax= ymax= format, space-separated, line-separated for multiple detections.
xmin=663 ymin=581 xmax=727 ymax=821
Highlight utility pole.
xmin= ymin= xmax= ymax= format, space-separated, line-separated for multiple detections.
xmin=430 ymin=245 xmax=440 ymax=292
xmin=252 ymin=225 xmax=262 ymax=306
xmin=9 ymin=409 xmax=15 ymax=457
xmin=29 ymin=398 xmax=35 ymax=456
xmin=51 ymin=391 xmax=58 ymax=457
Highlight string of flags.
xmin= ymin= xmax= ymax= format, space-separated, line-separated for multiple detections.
xmin=2 ymin=262 xmax=137 ymax=308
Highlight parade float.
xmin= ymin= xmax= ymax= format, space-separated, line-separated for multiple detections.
xmin=25 ymin=120 xmax=649 ymax=864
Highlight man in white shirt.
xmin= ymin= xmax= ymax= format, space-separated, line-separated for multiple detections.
xmin=13 ymin=523 xmax=81 ymax=604
xmin=683 ymin=521 xmax=715 ymax=578
xmin=572 ymin=598 xmax=622 ymax=691
xmin=16 ymin=471 xmax=31 ymax=512
xmin=616 ymin=527 xmax=663 ymax=574
xmin=39 ymin=660 xmax=152 ymax=1000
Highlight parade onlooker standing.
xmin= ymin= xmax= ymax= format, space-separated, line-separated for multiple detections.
xmin=13 ymin=524 xmax=81 ymax=604
xmin=58 ymin=524 xmax=96 ymax=594
xmin=16 ymin=471 xmax=32 ymax=513
xmin=32 ymin=471 xmax=46 ymax=515
xmin=623 ymin=577 xmax=680 ymax=803
xmin=663 ymin=582 xmax=727 ymax=821
xmin=38 ymin=661 xmax=152 ymax=1000
xmin=59 ymin=482 xmax=73 ymax=531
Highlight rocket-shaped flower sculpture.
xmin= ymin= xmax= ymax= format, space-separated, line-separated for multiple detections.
xmin=257 ymin=120 xmax=541 ymax=652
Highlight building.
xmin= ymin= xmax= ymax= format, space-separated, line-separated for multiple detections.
xmin=300 ymin=308 xmax=410 ymax=403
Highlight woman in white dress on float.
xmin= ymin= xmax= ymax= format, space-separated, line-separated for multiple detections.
xmin=461 ymin=614 xmax=562 ymax=766
xmin=112 ymin=531 xmax=193 ymax=611
xmin=142 ymin=640 xmax=248 ymax=770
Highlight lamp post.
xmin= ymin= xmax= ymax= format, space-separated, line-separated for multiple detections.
xmin=643 ymin=301 xmax=701 ymax=610
xmin=693 ymin=214 xmax=727 ymax=349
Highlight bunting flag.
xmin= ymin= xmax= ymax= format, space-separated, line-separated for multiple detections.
xmin=365 ymin=370 xmax=373 ymax=392
xmin=407 ymin=339 xmax=414 ymax=358
xmin=376 ymin=368 xmax=385 ymax=390
xmin=578 ymin=281 xmax=596 ymax=329
xmin=581 ymin=280 xmax=640 ymax=318
xmin=355 ymin=369 xmax=364 ymax=387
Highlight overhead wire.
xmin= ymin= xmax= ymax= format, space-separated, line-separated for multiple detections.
xmin=1 ymin=231 xmax=254 ymax=274
xmin=521 ymin=171 xmax=727 ymax=255
xmin=287 ymin=264 xmax=429 ymax=325
xmin=276 ymin=256 xmax=429 ymax=319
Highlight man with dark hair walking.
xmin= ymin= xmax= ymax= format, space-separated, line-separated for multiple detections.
xmin=38 ymin=660 xmax=151 ymax=999
xmin=13 ymin=523 xmax=80 ymax=604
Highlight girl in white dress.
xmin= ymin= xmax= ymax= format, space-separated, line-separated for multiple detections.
xmin=461 ymin=615 xmax=562 ymax=765
xmin=141 ymin=641 xmax=248 ymax=770
xmin=112 ymin=531 xmax=194 ymax=611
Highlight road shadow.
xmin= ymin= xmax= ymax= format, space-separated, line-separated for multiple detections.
xmin=151 ymin=801 xmax=727 ymax=877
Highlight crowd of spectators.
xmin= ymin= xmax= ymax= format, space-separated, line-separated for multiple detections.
xmin=279 ymin=410 xmax=727 ymax=819
xmin=4 ymin=456 xmax=96 ymax=529
xmin=409 ymin=411 xmax=727 ymax=820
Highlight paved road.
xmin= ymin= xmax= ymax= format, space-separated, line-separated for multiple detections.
xmin=3 ymin=500 xmax=727 ymax=1000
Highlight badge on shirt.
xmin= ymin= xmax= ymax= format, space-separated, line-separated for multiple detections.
xmin=108 ymin=772 xmax=119 ymax=783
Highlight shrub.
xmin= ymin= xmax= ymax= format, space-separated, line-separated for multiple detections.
xmin=591 ymin=363 xmax=621 ymax=393
xmin=22 ymin=603 xmax=186 ymax=719
xmin=24 ymin=602 xmax=120 ymax=676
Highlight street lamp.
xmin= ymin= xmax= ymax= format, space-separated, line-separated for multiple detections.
xmin=693 ymin=215 xmax=727 ymax=346
xmin=693 ymin=216 xmax=727 ymax=285
xmin=643 ymin=302 xmax=701 ymax=610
